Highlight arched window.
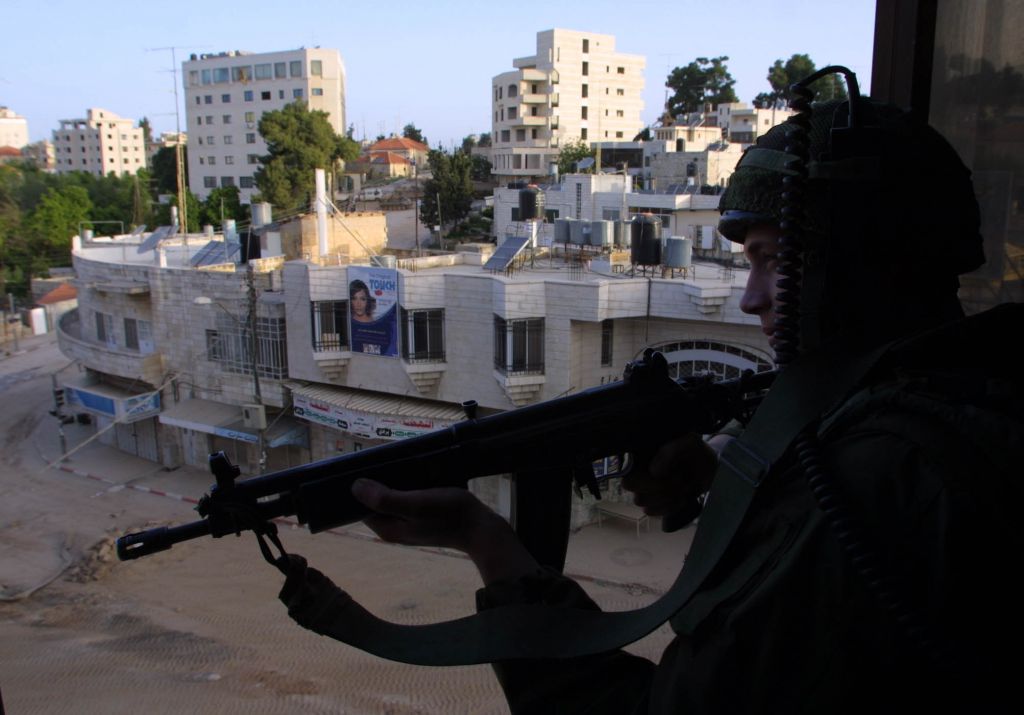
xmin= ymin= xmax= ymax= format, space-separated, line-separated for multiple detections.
xmin=508 ymin=84 xmax=518 ymax=97
xmin=644 ymin=340 xmax=773 ymax=382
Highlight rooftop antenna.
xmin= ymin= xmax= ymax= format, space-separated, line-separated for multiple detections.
xmin=147 ymin=45 xmax=208 ymax=239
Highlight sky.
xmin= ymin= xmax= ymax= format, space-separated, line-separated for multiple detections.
xmin=2 ymin=0 xmax=876 ymax=149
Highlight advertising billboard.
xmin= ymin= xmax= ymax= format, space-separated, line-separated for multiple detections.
xmin=348 ymin=266 xmax=398 ymax=358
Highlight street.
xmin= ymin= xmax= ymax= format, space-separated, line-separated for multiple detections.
xmin=0 ymin=333 xmax=691 ymax=714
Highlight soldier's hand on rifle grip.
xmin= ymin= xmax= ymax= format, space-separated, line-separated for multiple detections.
xmin=622 ymin=433 xmax=718 ymax=521
xmin=351 ymin=479 xmax=540 ymax=586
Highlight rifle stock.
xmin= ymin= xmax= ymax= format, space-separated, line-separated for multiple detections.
xmin=117 ymin=352 xmax=774 ymax=562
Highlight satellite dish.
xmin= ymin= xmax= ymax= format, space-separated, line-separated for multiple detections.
xmin=576 ymin=157 xmax=595 ymax=171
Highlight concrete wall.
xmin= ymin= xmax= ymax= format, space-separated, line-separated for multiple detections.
xmin=285 ymin=258 xmax=765 ymax=414
xmin=279 ymin=212 xmax=386 ymax=264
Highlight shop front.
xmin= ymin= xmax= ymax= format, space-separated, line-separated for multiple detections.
xmin=159 ymin=398 xmax=309 ymax=475
xmin=63 ymin=374 xmax=162 ymax=462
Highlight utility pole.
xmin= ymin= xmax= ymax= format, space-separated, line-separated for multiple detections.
xmin=7 ymin=293 xmax=18 ymax=353
xmin=413 ymin=160 xmax=420 ymax=256
xmin=245 ymin=265 xmax=265 ymax=473
xmin=436 ymin=192 xmax=444 ymax=250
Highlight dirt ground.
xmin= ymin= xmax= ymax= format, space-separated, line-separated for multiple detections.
xmin=0 ymin=334 xmax=689 ymax=713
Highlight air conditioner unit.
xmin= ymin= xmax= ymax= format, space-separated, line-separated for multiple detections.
xmin=242 ymin=403 xmax=266 ymax=429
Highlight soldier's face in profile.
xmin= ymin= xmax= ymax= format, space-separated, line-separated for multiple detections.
xmin=740 ymin=225 xmax=782 ymax=351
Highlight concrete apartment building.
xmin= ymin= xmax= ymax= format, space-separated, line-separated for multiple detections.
xmin=688 ymin=102 xmax=794 ymax=145
xmin=644 ymin=124 xmax=744 ymax=190
xmin=22 ymin=140 xmax=56 ymax=171
xmin=56 ymin=204 xmax=386 ymax=475
xmin=182 ymin=48 xmax=346 ymax=203
xmin=52 ymin=108 xmax=146 ymax=177
xmin=284 ymin=240 xmax=767 ymax=522
xmin=0 ymin=106 xmax=29 ymax=149
xmin=491 ymin=29 xmax=645 ymax=184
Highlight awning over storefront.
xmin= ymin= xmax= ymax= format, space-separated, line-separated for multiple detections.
xmin=289 ymin=383 xmax=465 ymax=441
xmin=159 ymin=398 xmax=308 ymax=447
xmin=63 ymin=375 xmax=161 ymax=423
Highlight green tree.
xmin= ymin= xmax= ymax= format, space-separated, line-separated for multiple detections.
xmin=556 ymin=139 xmax=595 ymax=176
xmin=469 ymin=155 xmax=493 ymax=182
xmin=753 ymin=54 xmax=849 ymax=108
xmin=460 ymin=134 xmax=478 ymax=154
xmin=402 ymin=123 xmax=426 ymax=145
xmin=23 ymin=185 xmax=92 ymax=275
xmin=666 ymin=56 xmax=738 ymax=117
xmin=138 ymin=117 xmax=153 ymax=147
xmin=419 ymin=150 xmax=473 ymax=233
xmin=477 ymin=132 xmax=492 ymax=148
xmin=0 ymin=165 xmax=24 ymax=292
xmin=199 ymin=185 xmax=247 ymax=227
xmin=152 ymin=191 xmax=201 ymax=232
xmin=254 ymin=102 xmax=359 ymax=212
xmin=150 ymin=145 xmax=187 ymax=195
xmin=633 ymin=127 xmax=653 ymax=142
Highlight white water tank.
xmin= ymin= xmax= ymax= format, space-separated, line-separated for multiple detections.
xmin=663 ymin=237 xmax=693 ymax=268
xmin=554 ymin=218 xmax=571 ymax=243
xmin=590 ymin=220 xmax=614 ymax=247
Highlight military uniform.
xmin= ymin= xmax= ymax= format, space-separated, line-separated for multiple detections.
xmin=479 ymin=305 xmax=1023 ymax=714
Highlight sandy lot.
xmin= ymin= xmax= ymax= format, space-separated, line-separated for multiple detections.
xmin=0 ymin=334 xmax=690 ymax=713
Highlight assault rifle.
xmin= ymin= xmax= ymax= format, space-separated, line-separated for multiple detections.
xmin=117 ymin=351 xmax=774 ymax=563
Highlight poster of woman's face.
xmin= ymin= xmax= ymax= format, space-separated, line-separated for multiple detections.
xmin=349 ymin=280 xmax=375 ymax=323
xmin=348 ymin=267 xmax=399 ymax=358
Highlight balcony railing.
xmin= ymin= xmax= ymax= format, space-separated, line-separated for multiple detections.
xmin=57 ymin=309 xmax=165 ymax=386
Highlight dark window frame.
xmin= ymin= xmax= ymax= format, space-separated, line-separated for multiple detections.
xmin=494 ymin=316 xmax=545 ymax=375
xmin=400 ymin=307 xmax=445 ymax=363
xmin=311 ymin=300 xmax=349 ymax=351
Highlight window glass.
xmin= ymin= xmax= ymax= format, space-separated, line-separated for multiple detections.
xmin=493 ymin=316 xmax=544 ymax=374
xmin=255 ymin=63 xmax=272 ymax=80
xmin=289 ymin=60 xmax=302 ymax=77
xmin=400 ymin=308 xmax=445 ymax=361
xmin=274 ymin=62 xmax=286 ymax=78
xmin=311 ymin=301 xmax=349 ymax=351
xmin=310 ymin=60 xmax=323 ymax=76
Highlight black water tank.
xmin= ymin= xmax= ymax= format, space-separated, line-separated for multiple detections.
xmin=629 ymin=215 xmax=662 ymax=265
xmin=518 ymin=186 xmax=545 ymax=221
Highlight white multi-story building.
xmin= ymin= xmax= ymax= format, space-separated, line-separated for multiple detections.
xmin=491 ymin=29 xmax=645 ymax=184
xmin=0 ymin=106 xmax=29 ymax=149
xmin=182 ymin=48 xmax=346 ymax=203
xmin=683 ymin=103 xmax=794 ymax=145
xmin=52 ymin=108 xmax=146 ymax=176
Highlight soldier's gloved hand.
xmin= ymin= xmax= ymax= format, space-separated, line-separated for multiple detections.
xmin=351 ymin=480 xmax=539 ymax=585
xmin=621 ymin=433 xmax=719 ymax=517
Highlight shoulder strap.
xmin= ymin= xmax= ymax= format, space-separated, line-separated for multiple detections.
xmin=276 ymin=344 xmax=891 ymax=665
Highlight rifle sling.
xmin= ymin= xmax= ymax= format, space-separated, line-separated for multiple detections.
xmin=276 ymin=345 xmax=888 ymax=665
